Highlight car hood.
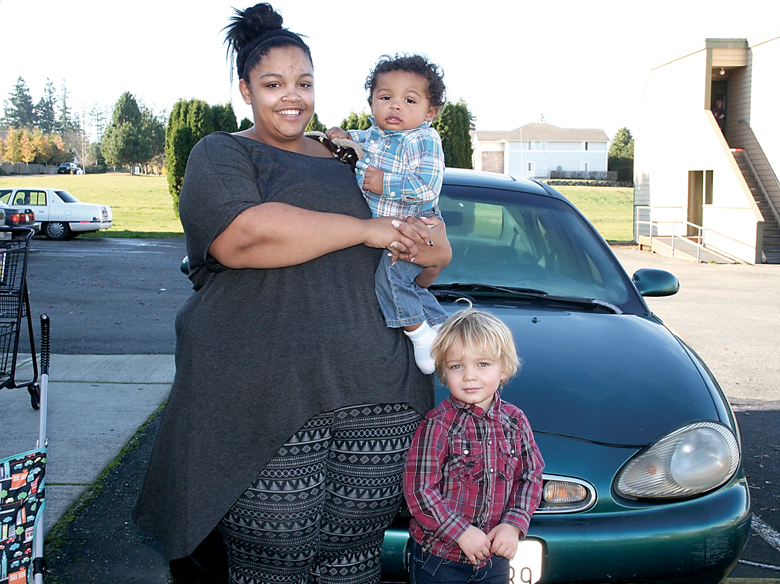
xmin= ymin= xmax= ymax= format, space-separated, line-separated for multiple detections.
xmin=435 ymin=304 xmax=719 ymax=447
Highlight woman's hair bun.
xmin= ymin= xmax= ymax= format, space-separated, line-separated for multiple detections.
xmin=224 ymin=3 xmax=311 ymax=81
xmin=224 ymin=3 xmax=284 ymax=55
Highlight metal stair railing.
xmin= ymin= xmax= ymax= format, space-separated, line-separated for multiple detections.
xmin=634 ymin=206 xmax=753 ymax=263
xmin=737 ymin=120 xmax=780 ymax=226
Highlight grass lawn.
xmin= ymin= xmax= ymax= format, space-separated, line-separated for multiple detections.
xmin=0 ymin=174 xmax=635 ymax=242
xmin=553 ymin=185 xmax=634 ymax=242
xmin=0 ymin=173 xmax=183 ymax=238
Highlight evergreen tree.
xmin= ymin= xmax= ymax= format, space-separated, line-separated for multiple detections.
xmin=340 ymin=111 xmax=371 ymax=131
xmin=35 ymin=79 xmax=57 ymax=133
xmin=56 ymin=82 xmax=78 ymax=134
xmin=608 ymin=127 xmax=634 ymax=183
xmin=90 ymin=104 xmax=109 ymax=141
xmin=212 ymin=103 xmax=239 ymax=133
xmin=165 ymin=100 xmax=196 ymax=215
xmin=101 ymin=92 xmax=152 ymax=173
xmin=141 ymin=107 xmax=167 ymax=173
xmin=433 ymin=100 xmax=473 ymax=169
xmin=357 ymin=111 xmax=371 ymax=130
xmin=341 ymin=112 xmax=359 ymax=130
xmin=306 ymin=113 xmax=326 ymax=133
xmin=165 ymin=99 xmax=238 ymax=215
xmin=239 ymin=117 xmax=253 ymax=131
xmin=2 ymin=77 xmax=36 ymax=129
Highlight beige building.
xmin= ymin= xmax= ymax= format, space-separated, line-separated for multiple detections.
xmin=634 ymin=33 xmax=780 ymax=263
xmin=472 ymin=123 xmax=609 ymax=179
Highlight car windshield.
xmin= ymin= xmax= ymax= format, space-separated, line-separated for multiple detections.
xmin=433 ymin=184 xmax=642 ymax=313
xmin=54 ymin=190 xmax=79 ymax=203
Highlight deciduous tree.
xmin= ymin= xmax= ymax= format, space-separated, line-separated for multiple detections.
xmin=608 ymin=127 xmax=634 ymax=182
xmin=19 ymin=130 xmax=36 ymax=164
xmin=3 ymin=129 xmax=23 ymax=162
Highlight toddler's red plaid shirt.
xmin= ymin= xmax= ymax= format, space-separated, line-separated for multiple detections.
xmin=404 ymin=394 xmax=544 ymax=564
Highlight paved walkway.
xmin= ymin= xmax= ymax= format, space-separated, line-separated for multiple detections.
xmin=1 ymin=354 xmax=174 ymax=535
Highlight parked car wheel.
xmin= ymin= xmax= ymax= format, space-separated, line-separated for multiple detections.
xmin=44 ymin=221 xmax=71 ymax=240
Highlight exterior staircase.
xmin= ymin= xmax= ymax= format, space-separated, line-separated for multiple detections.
xmin=732 ymin=148 xmax=780 ymax=264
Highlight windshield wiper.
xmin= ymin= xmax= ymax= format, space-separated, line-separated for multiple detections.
xmin=433 ymin=283 xmax=548 ymax=297
xmin=431 ymin=283 xmax=622 ymax=314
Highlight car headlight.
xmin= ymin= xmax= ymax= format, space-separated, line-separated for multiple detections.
xmin=616 ymin=422 xmax=740 ymax=499
xmin=538 ymin=475 xmax=596 ymax=513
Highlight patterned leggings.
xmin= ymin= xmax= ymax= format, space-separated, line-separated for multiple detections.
xmin=218 ymin=403 xmax=422 ymax=584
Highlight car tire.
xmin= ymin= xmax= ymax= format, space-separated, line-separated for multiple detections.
xmin=44 ymin=221 xmax=71 ymax=240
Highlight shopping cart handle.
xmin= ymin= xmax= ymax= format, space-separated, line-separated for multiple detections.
xmin=40 ymin=314 xmax=50 ymax=375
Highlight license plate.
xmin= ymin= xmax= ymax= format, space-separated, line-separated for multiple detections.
xmin=509 ymin=538 xmax=543 ymax=584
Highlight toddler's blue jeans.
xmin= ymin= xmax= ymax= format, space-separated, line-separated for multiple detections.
xmin=407 ymin=539 xmax=511 ymax=584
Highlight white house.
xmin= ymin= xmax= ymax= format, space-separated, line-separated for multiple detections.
xmin=471 ymin=122 xmax=609 ymax=179
xmin=634 ymin=32 xmax=780 ymax=264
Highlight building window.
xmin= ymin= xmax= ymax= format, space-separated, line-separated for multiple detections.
xmin=585 ymin=142 xmax=589 ymax=150
xmin=527 ymin=141 xmax=533 ymax=150
xmin=581 ymin=162 xmax=589 ymax=172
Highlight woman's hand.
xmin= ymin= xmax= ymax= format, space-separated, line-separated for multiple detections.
xmin=326 ymin=127 xmax=350 ymax=141
xmin=363 ymin=216 xmax=420 ymax=259
xmin=390 ymin=216 xmax=451 ymax=287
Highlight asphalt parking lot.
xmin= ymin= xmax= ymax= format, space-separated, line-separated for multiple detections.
xmin=614 ymin=247 xmax=780 ymax=582
xmin=3 ymin=237 xmax=778 ymax=583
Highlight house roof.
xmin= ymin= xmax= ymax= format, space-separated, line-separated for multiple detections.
xmin=474 ymin=122 xmax=608 ymax=142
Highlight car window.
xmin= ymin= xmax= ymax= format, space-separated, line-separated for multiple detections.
xmin=0 ymin=190 xmax=10 ymax=204
xmin=11 ymin=190 xmax=46 ymax=206
xmin=54 ymin=190 xmax=79 ymax=203
xmin=28 ymin=190 xmax=47 ymax=205
xmin=437 ymin=185 xmax=640 ymax=312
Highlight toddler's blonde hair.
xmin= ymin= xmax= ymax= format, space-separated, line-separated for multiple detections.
xmin=431 ymin=307 xmax=520 ymax=386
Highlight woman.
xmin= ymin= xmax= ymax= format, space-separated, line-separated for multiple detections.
xmin=132 ymin=3 xmax=451 ymax=584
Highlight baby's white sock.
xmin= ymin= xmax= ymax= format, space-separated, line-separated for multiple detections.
xmin=404 ymin=321 xmax=437 ymax=375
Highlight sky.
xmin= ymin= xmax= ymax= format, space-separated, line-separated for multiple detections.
xmin=1 ymin=0 xmax=778 ymax=141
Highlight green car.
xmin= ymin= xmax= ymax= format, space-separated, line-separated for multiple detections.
xmin=179 ymin=169 xmax=750 ymax=584
xmin=378 ymin=169 xmax=750 ymax=583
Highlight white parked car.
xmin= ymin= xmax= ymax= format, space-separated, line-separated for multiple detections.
xmin=0 ymin=187 xmax=113 ymax=240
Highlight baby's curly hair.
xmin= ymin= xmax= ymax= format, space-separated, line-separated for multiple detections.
xmin=365 ymin=54 xmax=446 ymax=108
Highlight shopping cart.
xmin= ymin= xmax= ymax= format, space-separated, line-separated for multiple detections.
xmin=0 ymin=228 xmax=40 ymax=409
xmin=0 ymin=226 xmax=49 ymax=583
xmin=0 ymin=314 xmax=49 ymax=584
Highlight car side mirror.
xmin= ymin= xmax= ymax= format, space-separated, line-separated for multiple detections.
xmin=180 ymin=256 xmax=190 ymax=276
xmin=632 ymin=268 xmax=680 ymax=297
